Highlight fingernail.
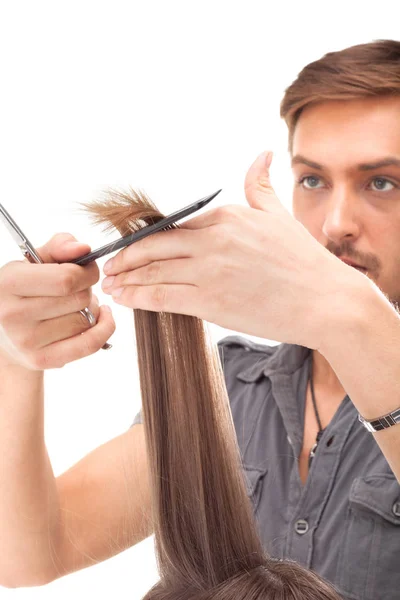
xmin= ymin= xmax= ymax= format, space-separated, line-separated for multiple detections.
xmin=65 ymin=241 xmax=84 ymax=249
xmin=112 ymin=287 xmax=124 ymax=298
xmin=103 ymin=305 xmax=112 ymax=313
xmin=265 ymin=151 xmax=273 ymax=168
xmin=102 ymin=276 xmax=115 ymax=290
xmin=104 ymin=258 xmax=114 ymax=274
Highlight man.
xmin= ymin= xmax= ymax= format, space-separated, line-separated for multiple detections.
xmin=1 ymin=39 xmax=400 ymax=599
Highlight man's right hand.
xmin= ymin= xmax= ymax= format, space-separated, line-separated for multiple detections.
xmin=0 ymin=233 xmax=116 ymax=370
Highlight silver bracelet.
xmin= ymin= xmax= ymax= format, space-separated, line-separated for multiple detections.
xmin=358 ymin=407 xmax=400 ymax=432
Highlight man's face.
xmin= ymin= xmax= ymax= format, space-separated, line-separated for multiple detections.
xmin=291 ymin=96 xmax=400 ymax=307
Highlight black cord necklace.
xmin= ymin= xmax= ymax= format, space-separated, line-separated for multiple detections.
xmin=308 ymin=357 xmax=325 ymax=469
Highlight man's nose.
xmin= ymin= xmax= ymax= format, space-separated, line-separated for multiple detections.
xmin=321 ymin=186 xmax=361 ymax=243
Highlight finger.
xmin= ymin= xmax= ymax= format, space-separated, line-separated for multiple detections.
xmin=8 ymin=295 xmax=101 ymax=352
xmin=34 ymin=294 xmax=102 ymax=347
xmin=110 ymin=283 xmax=203 ymax=316
xmin=244 ymin=151 xmax=283 ymax=213
xmin=103 ymin=228 xmax=206 ymax=276
xmin=35 ymin=233 xmax=92 ymax=264
xmin=102 ymin=258 xmax=199 ymax=293
xmin=17 ymin=288 xmax=93 ymax=321
xmin=0 ymin=260 xmax=99 ymax=298
xmin=30 ymin=304 xmax=116 ymax=370
xmin=179 ymin=204 xmax=249 ymax=231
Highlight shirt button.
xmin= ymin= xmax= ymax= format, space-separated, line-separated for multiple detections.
xmin=392 ymin=502 xmax=400 ymax=517
xmin=294 ymin=519 xmax=309 ymax=535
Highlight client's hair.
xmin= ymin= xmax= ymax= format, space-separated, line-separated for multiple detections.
xmin=83 ymin=189 xmax=342 ymax=600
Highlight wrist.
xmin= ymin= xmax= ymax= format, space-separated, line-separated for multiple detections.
xmin=0 ymin=361 xmax=44 ymax=381
xmin=318 ymin=271 xmax=400 ymax=419
xmin=318 ymin=270 xmax=392 ymax=358
xmin=317 ymin=268 xmax=369 ymax=355
xmin=0 ymin=349 xmax=43 ymax=376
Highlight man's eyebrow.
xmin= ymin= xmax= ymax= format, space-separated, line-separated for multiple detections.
xmin=291 ymin=155 xmax=323 ymax=170
xmin=357 ymin=157 xmax=400 ymax=170
xmin=291 ymin=155 xmax=400 ymax=171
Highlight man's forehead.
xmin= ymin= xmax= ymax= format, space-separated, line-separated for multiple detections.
xmin=291 ymin=97 xmax=400 ymax=167
xmin=296 ymin=96 xmax=400 ymax=124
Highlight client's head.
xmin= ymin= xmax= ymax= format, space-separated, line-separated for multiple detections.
xmin=83 ymin=188 xmax=342 ymax=600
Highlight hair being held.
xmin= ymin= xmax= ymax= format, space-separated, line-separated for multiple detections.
xmin=82 ymin=188 xmax=342 ymax=600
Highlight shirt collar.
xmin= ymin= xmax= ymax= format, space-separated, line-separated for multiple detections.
xmin=236 ymin=342 xmax=312 ymax=383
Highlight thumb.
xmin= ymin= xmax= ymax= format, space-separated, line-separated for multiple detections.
xmin=35 ymin=233 xmax=91 ymax=264
xmin=244 ymin=151 xmax=282 ymax=212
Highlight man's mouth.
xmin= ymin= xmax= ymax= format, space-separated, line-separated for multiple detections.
xmin=339 ymin=258 xmax=367 ymax=272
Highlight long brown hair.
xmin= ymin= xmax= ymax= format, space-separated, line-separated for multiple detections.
xmin=280 ymin=39 xmax=400 ymax=153
xmin=82 ymin=189 xmax=342 ymax=599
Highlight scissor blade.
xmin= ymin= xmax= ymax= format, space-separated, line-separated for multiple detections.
xmin=0 ymin=202 xmax=44 ymax=263
xmin=202 ymin=189 xmax=222 ymax=203
xmin=0 ymin=203 xmax=27 ymax=248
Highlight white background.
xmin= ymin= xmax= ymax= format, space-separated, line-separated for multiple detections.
xmin=0 ymin=1 xmax=398 ymax=598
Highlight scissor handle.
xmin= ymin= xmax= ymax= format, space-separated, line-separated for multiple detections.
xmin=22 ymin=243 xmax=44 ymax=264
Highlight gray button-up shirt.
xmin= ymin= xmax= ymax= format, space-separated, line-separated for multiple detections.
xmin=132 ymin=335 xmax=400 ymax=600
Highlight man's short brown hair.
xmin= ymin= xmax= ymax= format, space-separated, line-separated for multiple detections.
xmin=280 ymin=40 xmax=400 ymax=153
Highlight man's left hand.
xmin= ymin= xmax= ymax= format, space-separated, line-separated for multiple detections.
xmin=101 ymin=151 xmax=363 ymax=349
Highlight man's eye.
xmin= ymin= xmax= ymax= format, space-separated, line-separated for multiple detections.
xmin=298 ymin=176 xmax=323 ymax=189
xmin=369 ymin=177 xmax=396 ymax=192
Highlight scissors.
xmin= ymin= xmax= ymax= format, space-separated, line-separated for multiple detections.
xmin=0 ymin=190 xmax=221 ymax=350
